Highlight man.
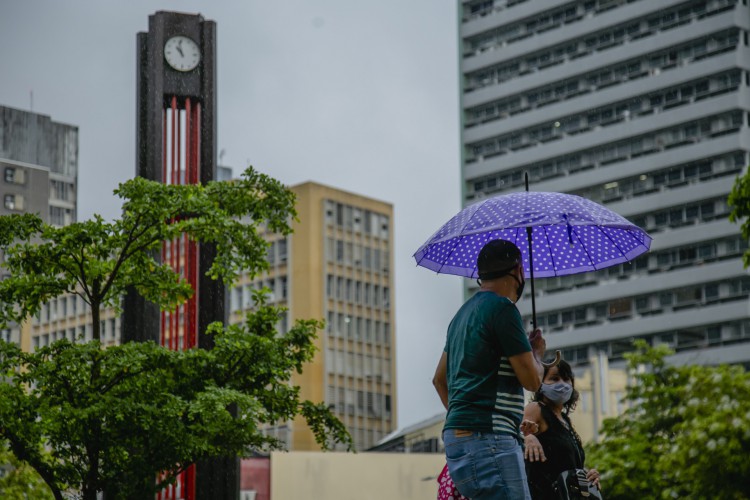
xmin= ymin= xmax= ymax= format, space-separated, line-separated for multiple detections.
xmin=433 ymin=239 xmax=546 ymax=499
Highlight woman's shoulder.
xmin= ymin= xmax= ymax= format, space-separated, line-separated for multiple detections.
xmin=524 ymin=401 xmax=550 ymax=427
xmin=524 ymin=400 xmax=544 ymax=415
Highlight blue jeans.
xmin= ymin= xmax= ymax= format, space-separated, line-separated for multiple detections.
xmin=443 ymin=429 xmax=531 ymax=500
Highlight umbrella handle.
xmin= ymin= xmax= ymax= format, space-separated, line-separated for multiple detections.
xmin=541 ymin=350 xmax=561 ymax=368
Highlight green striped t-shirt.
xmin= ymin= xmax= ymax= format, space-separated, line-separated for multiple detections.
xmin=443 ymin=291 xmax=531 ymax=439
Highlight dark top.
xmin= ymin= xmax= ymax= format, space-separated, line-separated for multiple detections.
xmin=443 ymin=292 xmax=531 ymax=437
xmin=526 ymin=402 xmax=586 ymax=500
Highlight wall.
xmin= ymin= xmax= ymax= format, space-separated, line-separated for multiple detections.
xmin=269 ymin=451 xmax=445 ymax=500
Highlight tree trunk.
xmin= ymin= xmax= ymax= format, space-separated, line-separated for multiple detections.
xmin=84 ymin=343 xmax=101 ymax=499
xmin=91 ymin=278 xmax=101 ymax=341
xmin=91 ymin=302 xmax=100 ymax=342
xmin=82 ymin=482 xmax=99 ymax=500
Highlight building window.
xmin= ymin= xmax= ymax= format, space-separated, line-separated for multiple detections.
xmin=278 ymin=238 xmax=287 ymax=262
xmin=3 ymin=194 xmax=23 ymax=211
xmin=4 ymin=167 xmax=25 ymax=185
xmin=50 ymin=180 xmax=70 ymax=201
xmin=707 ymin=327 xmax=722 ymax=345
xmin=609 ymin=298 xmax=632 ymax=319
xmin=659 ymin=293 xmax=673 ymax=307
xmin=266 ymin=241 xmax=276 ymax=265
xmin=336 ymin=241 xmax=344 ymax=262
xmin=635 ymin=296 xmax=650 ymax=312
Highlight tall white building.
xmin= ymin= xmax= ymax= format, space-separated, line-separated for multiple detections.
xmin=0 ymin=105 xmax=79 ymax=348
xmin=0 ymin=105 xmax=78 ymax=227
xmin=458 ymin=0 xmax=750 ymax=369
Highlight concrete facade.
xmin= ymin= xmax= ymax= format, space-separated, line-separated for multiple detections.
xmin=0 ymin=158 xmax=49 ymax=223
xmin=0 ymin=105 xmax=79 ymax=347
xmin=459 ymin=0 xmax=750 ymax=369
xmin=0 ymin=105 xmax=78 ymax=225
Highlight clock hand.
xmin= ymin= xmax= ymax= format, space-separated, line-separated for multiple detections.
xmin=176 ymin=40 xmax=184 ymax=57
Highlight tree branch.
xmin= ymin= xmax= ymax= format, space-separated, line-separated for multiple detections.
xmin=99 ymin=214 xmax=160 ymax=300
xmin=2 ymin=430 xmax=64 ymax=500
xmin=78 ymin=245 xmax=91 ymax=299
xmin=98 ymin=367 xmax=151 ymax=395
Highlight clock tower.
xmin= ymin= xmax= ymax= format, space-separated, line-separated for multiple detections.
xmin=123 ymin=11 xmax=237 ymax=500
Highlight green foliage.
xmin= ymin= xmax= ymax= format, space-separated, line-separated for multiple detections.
xmin=0 ymin=444 xmax=53 ymax=499
xmin=0 ymin=299 xmax=351 ymax=499
xmin=728 ymin=168 xmax=750 ymax=268
xmin=0 ymin=167 xmax=351 ymax=499
xmin=0 ymin=167 xmax=297 ymax=339
xmin=587 ymin=340 xmax=750 ymax=500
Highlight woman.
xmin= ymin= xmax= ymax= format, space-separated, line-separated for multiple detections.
xmin=522 ymin=360 xmax=601 ymax=499
xmin=437 ymin=463 xmax=468 ymax=500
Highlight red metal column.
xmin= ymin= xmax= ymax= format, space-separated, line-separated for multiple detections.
xmin=158 ymin=96 xmax=200 ymax=500
xmin=160 ymin=106 xmax=168 ymax=348
xmin=183 ymin=97 xmax=198 ymax=500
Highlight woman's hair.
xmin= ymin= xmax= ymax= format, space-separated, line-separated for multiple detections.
xmin=532 ymin=359 xmax=584 ymax=450
xmin=532 ymin=359 xmax=579 ymax=415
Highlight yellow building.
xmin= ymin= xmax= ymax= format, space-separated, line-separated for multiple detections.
xmin=26 ymin=294 xmax=121 ymax=350
xmin=229 ymin=181 xmax=397 ymax=451
xmin=568 ymin=352 xmax=629 ymax=444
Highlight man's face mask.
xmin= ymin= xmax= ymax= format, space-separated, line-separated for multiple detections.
xmin=509 ymin=270 xmax=525 ymax=302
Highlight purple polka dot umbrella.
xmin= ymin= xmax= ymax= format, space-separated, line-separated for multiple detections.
xmin=413 ymin=191 xmax=652 ymax=279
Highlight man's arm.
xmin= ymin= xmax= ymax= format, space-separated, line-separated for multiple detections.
xmin=508 ymin=351 xmax=543 ymax=391
xmin=432 ymin=351 xmax=449 ymax=410
xmin=508 ymin=328 xmax=546 ymax=392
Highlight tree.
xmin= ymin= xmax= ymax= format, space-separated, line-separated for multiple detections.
xmin=0 ymin=168 xmax=351 ymax=499
xmin=586 ymin=341 xmax=750 ymax=500
xmin=728 ymin=168 xmax=750 ymax=268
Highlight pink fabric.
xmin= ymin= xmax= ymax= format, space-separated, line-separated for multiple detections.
xmin=437 ymin=464 xmax=469 ymax=500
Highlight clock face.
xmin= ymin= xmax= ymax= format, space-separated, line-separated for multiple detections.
xmin=164 ymin=36 xmax=200 ymax=72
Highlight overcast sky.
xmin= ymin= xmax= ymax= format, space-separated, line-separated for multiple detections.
xmin=0 ymin=1 xmax=463 ymax=428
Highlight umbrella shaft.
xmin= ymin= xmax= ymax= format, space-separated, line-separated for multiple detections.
xmin=526 ymin=226 xmax=537 ymax=330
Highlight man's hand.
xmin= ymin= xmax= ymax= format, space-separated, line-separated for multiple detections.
xmin=524 ymin=433 xmax=546 ymax=462
xmin=509 ymin=329 xmax=545 ymax=390
xmin=529 ymin=328 xmax=546 ymax=360
xmin=520 ymin=419 xmax=539 ymax=436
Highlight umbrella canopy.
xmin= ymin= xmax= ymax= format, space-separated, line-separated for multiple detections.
xmin=413 ymin=191 xmax=651 ymax=278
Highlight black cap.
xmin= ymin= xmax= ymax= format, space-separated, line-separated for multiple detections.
xmin=477 ymin=239 xmax=521 ymax=280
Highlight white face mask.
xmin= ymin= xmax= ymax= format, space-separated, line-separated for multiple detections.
xmin=539 ymin=382 xmax=573 ymax=405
